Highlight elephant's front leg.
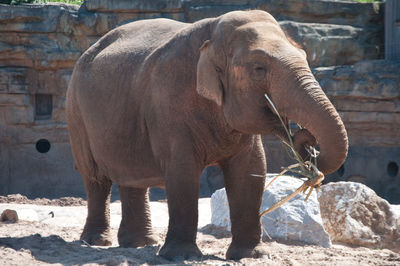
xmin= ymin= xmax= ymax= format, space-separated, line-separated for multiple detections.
xmin=118 ymin=186 xmax=158 ymax=247
xmin=158 ymin=148 xmax=203 ymax=260
xmin=221 ymin=135 xmax=268 ymax=260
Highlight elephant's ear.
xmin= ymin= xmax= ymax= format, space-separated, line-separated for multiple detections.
xmin=196 ymin=40 xmax=222 ymax=106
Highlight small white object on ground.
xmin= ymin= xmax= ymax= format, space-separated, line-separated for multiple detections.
xmin=211 ymin=174 xmax=331 ymax=248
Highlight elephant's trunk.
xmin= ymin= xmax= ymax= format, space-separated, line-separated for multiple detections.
xmin=272 ymin=66 xmax=348 ymax=175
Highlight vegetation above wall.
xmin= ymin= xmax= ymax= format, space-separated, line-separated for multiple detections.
xmin=0 ymin=0 xmax=83 ymax=5
xmin=354 ymin=0 xmax=383 ymax=2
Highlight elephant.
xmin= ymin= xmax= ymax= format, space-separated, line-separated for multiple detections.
xmin=66 ymin=10 xmax=348 ymax=260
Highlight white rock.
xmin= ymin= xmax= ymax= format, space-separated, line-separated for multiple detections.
xmin=211 ymin=174 xmax=331 ymax=248
xmin=318 ymin=182 xmax=400 ymax=251
xmin=391 ymin=205 xmax=400 ymax=219
xmin=211 ymin=189 xmax=230 ymax=228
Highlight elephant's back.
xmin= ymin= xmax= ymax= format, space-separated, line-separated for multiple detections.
xmin=88 ymin=18 xmax=187 ymax=64
xmin=69 ymin=18 xmax=189 ymax=112
xmin=69 ymin=18 xmax=188 ymax=115
xmin=66 ymin=19 xmax=189 ymax=184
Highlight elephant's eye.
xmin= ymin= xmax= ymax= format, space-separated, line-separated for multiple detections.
xmin=255 ymin=67 xmax=265 ymax=72
xmin=252 ymin=66 xmax=266 ymax=81
xmin=215 ymin=66 xmax=223 ymax=74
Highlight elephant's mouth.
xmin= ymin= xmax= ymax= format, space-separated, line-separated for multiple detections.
xmin=264 ymin=94 xmax=317 ymax=161
xmin=264 ymin=96 xmax=290 ymax=132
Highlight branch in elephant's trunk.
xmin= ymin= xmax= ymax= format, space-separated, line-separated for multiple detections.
xmin=256 ymin=94 xmax=325 ymax=218
xmin=264 ymin=94 xmax=305 ymax=171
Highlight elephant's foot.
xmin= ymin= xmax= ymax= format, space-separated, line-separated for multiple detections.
xmin=159 ymin=240 xmax=202 ymax=260
xmin=118 ymin=233 xmax=158 ymax=248
xmin=80 ymin=227 xmax=112 ymax=246
xmin=226 ymin=242 xmax=268 ymax=260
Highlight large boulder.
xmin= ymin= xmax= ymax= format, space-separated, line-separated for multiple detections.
xmin=211 ymin=175 xmax=331 ymax=248
xmin=318 ymin=182 xmax=400 ymax=251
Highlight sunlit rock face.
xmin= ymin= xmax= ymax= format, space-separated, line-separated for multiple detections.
xmin=318 ymin=181 xmax=400 ymax=252
xmin=211 ymin=175 xmax=331 ymax=248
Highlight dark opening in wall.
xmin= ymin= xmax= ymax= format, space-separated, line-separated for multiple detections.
xmin=35 ymin=94 xmax=52 ymax=120
xmin=337 ymin=164 xmax=345 ymax=177
xmin=387 ymin=162 xmax=399 ymax=177
xmin=36 ymin=139 xmax=51 ymax=153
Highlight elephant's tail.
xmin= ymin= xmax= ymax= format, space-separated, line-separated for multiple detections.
xmin=66 ymin=85 xmax=103 ymax=184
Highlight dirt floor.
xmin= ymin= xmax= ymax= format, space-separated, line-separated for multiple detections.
xmin=1 ymin=195 xmax=399 ymax=266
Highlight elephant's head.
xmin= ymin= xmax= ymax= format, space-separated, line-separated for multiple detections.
xmin=196 ymin=10 xmax=348 ymax=174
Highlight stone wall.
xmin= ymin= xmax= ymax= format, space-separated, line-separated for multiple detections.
xmin=1 ymin=0 xmax=398 ymax=203
xmin=316 ymin=60 xmax=400 ymax=203
xmin=265 ymin=60 xmax=400 ymax=203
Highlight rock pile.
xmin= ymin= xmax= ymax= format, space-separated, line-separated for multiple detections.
xmin=211 ymin=178 xmax=400 ymax=251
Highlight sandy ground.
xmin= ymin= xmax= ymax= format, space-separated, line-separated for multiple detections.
xmin=1 ymin=195 xmax=399 ymax=265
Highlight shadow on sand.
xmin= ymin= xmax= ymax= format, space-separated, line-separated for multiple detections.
xmin=199 ymin=224 xmax=232 ymax=239
xmin=0 ymin=233 xmax=224 ymax=265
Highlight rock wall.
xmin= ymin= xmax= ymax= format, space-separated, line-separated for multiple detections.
xmin=1 ymin=0 xmax=398 ymax=203
xmin=315 ymin=60 xmax=400 ymax=148
xmin=265 ymin=60 xmax=400 ymax=203
xmin=315 ymin=60 xmax=400 ymax=203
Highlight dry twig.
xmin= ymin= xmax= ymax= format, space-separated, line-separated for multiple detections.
xmin=259 ymin=94 xmax=325 ymax=217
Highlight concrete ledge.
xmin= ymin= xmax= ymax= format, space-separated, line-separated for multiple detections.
xmin=280 ymin=21 xmax=382 ymax=67
xmin=314 ymin=60 xmax=400 ymax=147
xmin=256 ymin=0 xmax=383 ymax=27
xmin=184 ymin=0 xmax=383 ymax=27
xmin=85 ymin=0 xmax=183 ymax=13
xmin=0 ymin=3 xmax=78 ymax=33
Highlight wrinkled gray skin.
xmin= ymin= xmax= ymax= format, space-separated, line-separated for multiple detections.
xmin=66 ymin=10 xmax=348 ymax=260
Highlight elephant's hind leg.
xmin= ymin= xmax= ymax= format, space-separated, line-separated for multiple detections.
xmin=67 ymin=97 xmax=112 ymax=246
xmin=118 ymin=186 xmax=158 ymax=247
xmin=81 ymin=177 xmax=113 ymax=246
